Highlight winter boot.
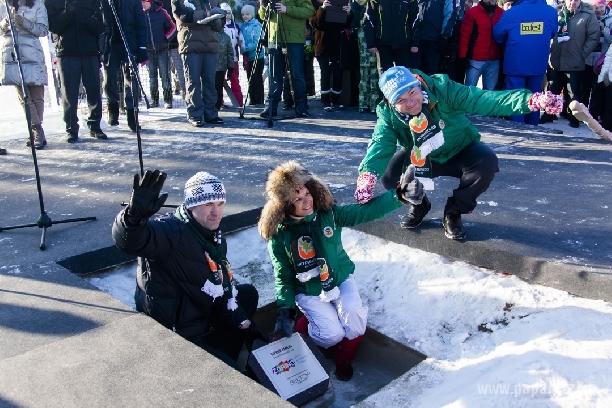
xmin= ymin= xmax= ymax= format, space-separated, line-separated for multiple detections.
xmin=333 ymin=336 xmax=363 ymax=381
xmin=443 ymin=197 xmax=466 ymax=240
xmin=295 ymin=99 xmax=309 ymax=118
xmin=126 ymin=109 xmax=141 ymax=133
xmin=400 ymin=195 xmax=431 ymax=229
xmin=260 ymin=103 xmax=278 ymax=118
xmin=163 ymin=89 xmax=173 ymax=109
xmin=150 ymin=89 xmax=159 ymax=108
xmin=89 ymin=128 xmax=108 ymax=139
xmin=27 ymin=124 xmax=47 ymax=149
xmin=108 ymin=102 xmax=120 ymax=126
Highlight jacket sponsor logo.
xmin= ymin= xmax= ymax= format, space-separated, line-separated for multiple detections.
xmin=410 ymin=147 xmax=427 ymax=166
xmin=323 ymin=226 xmax=333 ymax=237
xmin=297 ymin=236 xmax=316 ymax=259
xmin=520 ymin=22 xmax=544 ymax=35
xmin=439 ymin=119 xmax=445 ymax=129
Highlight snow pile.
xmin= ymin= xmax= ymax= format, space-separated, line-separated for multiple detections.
xmin=86 ymin=227 xmax=612 ymax=406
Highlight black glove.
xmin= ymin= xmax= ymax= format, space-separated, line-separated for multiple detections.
xmin=64 ymin=0 xmax=76 ymax=17
xmin=245 ymin=322 xmax=271 ymax=343
xmin=397 ymin=164 xmax=425 ymax=206
xmin=86 ymin=15 xmax=100 ymax=32
xmin=274 ymin=307 xmax=296 ymax=338
xmin=136 ymin=48 xmax=148 ymax=64
xmin=226 ymin=68 xmax=233 ymax=81
xmin=127 ymin=170 xmax=168 ymax=220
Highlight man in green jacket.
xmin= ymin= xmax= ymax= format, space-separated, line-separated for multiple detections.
xmin=354 ymin=66 xmax=563 ymax=240
xmin=258 ymin=0 xmax=314 ymax=118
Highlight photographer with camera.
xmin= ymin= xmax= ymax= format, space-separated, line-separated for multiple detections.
xmin=258 ymin=0 xmax=314 ymax=118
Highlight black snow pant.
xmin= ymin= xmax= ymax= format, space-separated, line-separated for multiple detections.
xmin=380 ymin=142 xmax=499 ymax=214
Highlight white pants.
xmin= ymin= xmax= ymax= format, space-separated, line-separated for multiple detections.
xmin=295 ymin=275 xmax=368 ymax=348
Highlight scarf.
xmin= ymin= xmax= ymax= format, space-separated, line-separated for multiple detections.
xmin=174 ymin=204 xmax=239 ymax=311
xmin=558 ymin=9 xmax=573 ymax=42
xmin=284 ymin=213 xmax=339 ymax=302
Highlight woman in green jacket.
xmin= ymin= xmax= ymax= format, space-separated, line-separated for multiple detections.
xmin=258 ymin=160 xmax=417 ymax=381
xmin=354 ymin=66 xmax=563 ymax=240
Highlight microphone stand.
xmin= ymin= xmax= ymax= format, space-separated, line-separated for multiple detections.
xmin=0 ymin=1 xmax=96 ymax=250
xmin=104 ymin=0 xmax=149 ymax=175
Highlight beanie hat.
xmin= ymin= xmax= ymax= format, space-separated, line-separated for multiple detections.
xmin=184 ymin=172 xmax=226 ymax=209
xmin=378 ymin=66 xmax=421 ymax=105
xmin=241 ymin=4 xmax=255 ymax=16
xmin=220 ymin=2 xmax=233 ymax=15
xmin=591 ymin=0 xmax=606 ymax=5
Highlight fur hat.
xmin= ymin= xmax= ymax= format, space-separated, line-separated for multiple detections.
xmin=184 ymin=172 xmax=226 ymax=209
xmin=241 ymin=4 xmax=255 ymax=16
xmin=258 ymin=161 xmax=334 ymax=240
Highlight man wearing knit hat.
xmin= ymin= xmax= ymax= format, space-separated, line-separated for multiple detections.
xmin=354 ymin=66 xmax=563 ymax=240
xmin=112 ymin=170 xmax=268 ymax=369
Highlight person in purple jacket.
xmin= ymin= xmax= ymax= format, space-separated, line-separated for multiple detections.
xmin=493 ymin=0 xmax=558 ymax=125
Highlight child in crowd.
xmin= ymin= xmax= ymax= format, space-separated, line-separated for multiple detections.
xmin=216 ymin=22 xmax=235 ymax=110
xmin=220 ymin=3 xmax=245 ymax=107
xmin=142 ymin=0 xmax=176 ymax=108
xmin=241 ymin=4 xmax=265 ymax=105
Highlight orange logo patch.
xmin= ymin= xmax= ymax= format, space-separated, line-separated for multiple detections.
xmin=409 ymin=113 xmax=429 ymax=133
xmin=297 ymin=236 xmax=315 ymax=259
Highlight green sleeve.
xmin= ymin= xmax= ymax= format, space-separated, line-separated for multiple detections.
xmin=333 ymin=189 xmax=403 ymax=228
xmin=258 ymin=5 xmax=267 ymax=20
xmin=441 ymin=79 xmax=532 ymax=116
xmin=268 ymin=236 xmax=297 ymax=309
xmin=285 ymin=0 xmax=315 ymax=20
xmin=357 ymin=110 xmax=407 ymax=177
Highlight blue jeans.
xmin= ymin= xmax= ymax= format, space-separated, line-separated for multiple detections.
xmin=268 ymin=44 xmax=306 ymax=107
xmin=466 ymin=60 xmax=499 ymax=90
xmin=506 ymin=74 xmax=544 ymax=126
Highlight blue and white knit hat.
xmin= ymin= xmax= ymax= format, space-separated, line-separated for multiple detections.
xmin=184 ymin=172 xmax=226 ymax=209
xmin=378 ymin=66 xmax=420 ymax=105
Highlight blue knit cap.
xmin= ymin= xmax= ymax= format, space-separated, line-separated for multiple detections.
xmin=378 ymin=66 xmax=420 ymax=105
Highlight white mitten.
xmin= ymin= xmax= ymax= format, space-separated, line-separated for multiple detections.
xmin=296 ymin=268 xmax=320 ymax=283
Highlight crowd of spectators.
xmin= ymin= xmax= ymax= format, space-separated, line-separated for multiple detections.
xmin=2 ymin=0 xmax=612 ymax=152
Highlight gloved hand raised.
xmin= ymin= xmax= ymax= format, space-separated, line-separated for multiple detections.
xmin=274 ymin=307 xmax=296 ymax=338
xmin=354 ymin=172 xmax=377 ymax=204
xmin=127 ymin=170 xmax=168 ymax=220
xmin=528 ymin=91 xmax=563 ymax=115
xmin=397 ymin=164 xmax=424 ymax=206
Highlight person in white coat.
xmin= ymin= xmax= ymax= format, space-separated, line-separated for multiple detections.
xmin=0 ymin=0 xmax=49 ymax=149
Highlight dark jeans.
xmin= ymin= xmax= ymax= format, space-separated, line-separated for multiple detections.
xmin=317 ymin=55 xmax=343 ymax=106
xmin=104 ymin=44 xmax=138 ymax=110
xmin=377 ymin=46 xmax=414 ymax=73
xmin=506 ymin=74 xmax=544 ymax=126
xmin=58 ymin=55 xmax=103 ymax=133
xmin=381 ymin=142 xmax=499 ymax=214
xmin=246 ymin=57 xmax=265 ymax=105
xmin=192 ymin=284 xmax=259 ymax=369
xmin=268 ymin=44 xmax=306 ymax=107
xmin=591 ymin=82 xmax=612 ymax=130
xmin=147 ymin=50 xmax=171 ymax=92
xmin=414 ymin=39 xmax=440 ymax=76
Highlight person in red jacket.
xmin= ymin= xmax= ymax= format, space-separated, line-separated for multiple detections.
xmin=458 ymin=0 xmax=504 ymax=89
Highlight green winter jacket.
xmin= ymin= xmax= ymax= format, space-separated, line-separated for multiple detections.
xmin=258 ymin=0 xmax=314 ymax=44
xmin=268 ymin=189 xmax=403 ymax=309
xmin=357 ymin=69 xmax=533 ymax=177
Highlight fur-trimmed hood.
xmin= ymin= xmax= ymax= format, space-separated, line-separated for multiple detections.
xmin=258 ymin=161 xmax=334 ymax=240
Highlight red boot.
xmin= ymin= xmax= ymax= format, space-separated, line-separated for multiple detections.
xmin=295 ymin=315 xmax=309 ymax=335
xmin=333 ymin=336 xmax=363 ymax=381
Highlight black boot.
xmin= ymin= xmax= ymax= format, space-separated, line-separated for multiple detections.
xmin=443 ymin=197 xmax=466 ymax=240
xmin=108 ymin=102 xmax=119 ymax=126
xmin=260 ymin=102 xmax=278 ymax=118
xmin=400 ymin=195 xmax=431 ymax=229
xmin=163 ymin=89 xmax=173 ymax=109
xmin=150 ymin=89 xmax=159 ymax=108
xmin=295 ymin=99 xmax=308 ymax=118
xmin=126 ymin=109 xmax=140 ymax=133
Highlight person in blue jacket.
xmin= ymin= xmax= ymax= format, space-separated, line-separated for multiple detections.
xmin=493 ymin=0 xmax=558 ymax=125
xmin=241 ymin=4 xmax=265 ymax=105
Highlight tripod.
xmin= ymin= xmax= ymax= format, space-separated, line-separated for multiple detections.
xmin=104 ymin=0 xmax=150 ymax=175
xmin=239 ymin=4 xmax=296 ymax=128
xmin=0 ymin=0 xmax=96 ymax=250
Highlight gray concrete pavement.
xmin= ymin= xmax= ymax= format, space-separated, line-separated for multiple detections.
xmin=1 ymin=102 xmax=611 ymax=406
